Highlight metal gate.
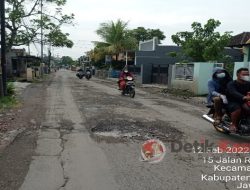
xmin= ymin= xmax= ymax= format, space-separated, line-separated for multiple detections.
xmin=151 ymin=64 xmax=168 ymax=84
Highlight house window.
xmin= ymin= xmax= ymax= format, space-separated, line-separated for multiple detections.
xmin=175 ymin=63 xmax=194 ymax=81
xmin=214 ymin=63 xmax=224 ymax=68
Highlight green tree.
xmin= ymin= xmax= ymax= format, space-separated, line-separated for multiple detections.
xmin=61 ymin=56 xmax=74 ymax=66
xmin=96 ymin=19 xmax=137 ymax=61
xmin=130 ymin=27 xmax=166 ymax=43
xmin=88 ymin=50 xmax=107 ymax=69
xmin=4 ymin=0 xmax=74 ymax=51
xmin=171 ymin=19 xmax=232 ymax=62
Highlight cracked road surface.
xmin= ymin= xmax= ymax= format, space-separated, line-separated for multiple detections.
xmin=19 ymin=70 xmax=250 ymax=190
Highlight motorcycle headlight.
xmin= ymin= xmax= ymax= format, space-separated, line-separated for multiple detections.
xmin=127 ymin=76 xmax=133 ymax=80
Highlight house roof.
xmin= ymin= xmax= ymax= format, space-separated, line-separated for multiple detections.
xmin=228 ymin=32 xmax=250 ymax=47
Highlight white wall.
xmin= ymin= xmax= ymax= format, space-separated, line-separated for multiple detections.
xmin=171 ymin=62 xmax=217 ymax=95
xmin=233 ymin=62 xmax=250 ymax=80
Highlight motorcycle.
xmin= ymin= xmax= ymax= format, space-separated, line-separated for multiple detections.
xmin=76 ymin=70 xmax=84 ymax=79
xmin=202 ymin=105 xmax=250 ymax=136
xmin=85 ymin=70 xmax=92 ymax=80
xmin=121 ymin=76 xmax=135 ymax=98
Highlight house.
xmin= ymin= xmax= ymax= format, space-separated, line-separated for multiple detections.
xmin=133 ymin=36 xmax=245 ymax=95
xmin=0 ymin=49 xmax=45 ymax=80
xmin=170 ymin=35 xmax=244 ymax=95
xmin=227 ymin=32 xmax=250 ymax=62
xmin=135 ymin=37 xmax=181 ymax=85
xmin=111 ymin=51 xmax=135 ymax=65
xmin=134 ymin=37 xmax=242 ymax=86
xmin=0 ymin=48 xmax=27 ymax=78
xmin=106 ymin=51 xmax=136 ymax=77
xmin=228 ymin=32 xmax=250 ymax=48
xmin=227 ymin=32 xmax=250 ymax=78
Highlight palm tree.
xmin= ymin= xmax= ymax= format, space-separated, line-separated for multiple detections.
xmin=96 ymin=19 xmax=137 ymax=62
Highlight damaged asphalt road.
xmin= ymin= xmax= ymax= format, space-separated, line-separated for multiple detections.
xmin=2 ymin=70 xmax=250 ymax=190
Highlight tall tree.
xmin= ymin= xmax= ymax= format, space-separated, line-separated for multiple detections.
xmin=171 ymin=19 xmax=232 ymax=62
xmin=130 ymin=27 xmax=166 ymax=43
xmin=61 ymin=56 xmax=74 ymax=66
xmin=96 ymin=19 xmax=137 ymax=61
xmin=3 ymin=0 xmax=74 ymax=51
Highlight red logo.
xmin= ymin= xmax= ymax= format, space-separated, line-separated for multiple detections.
xmin=141 ymin=139 xmax=166 ymax=163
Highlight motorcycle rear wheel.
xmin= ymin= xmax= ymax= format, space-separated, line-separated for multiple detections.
xmin=129 ymin=89 xmax=135 ymax=98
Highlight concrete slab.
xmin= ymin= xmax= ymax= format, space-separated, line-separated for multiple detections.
xmin=19 ymin=156 xmax=65 ymax=190
xmin=38 ymin=129 xmax=60 ymax=139
xmin=41 ymin=122 xmax=60 ymax=129
xmin=36 ymin=138 xmax=62 ymax=156
xmin=61 ymin=133 xmax=119 ymax=190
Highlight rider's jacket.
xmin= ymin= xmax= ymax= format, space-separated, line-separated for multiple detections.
xmin=119 ymin=72 xmax=133 ymax=80
xmin=207 ymin=67 xmax=232 ymax=105
xmin=227 ymin=80 xmax=250 ymax=104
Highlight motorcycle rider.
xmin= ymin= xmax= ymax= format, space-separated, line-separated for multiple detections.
xmin=118 ymin=67 xmax=133 ymax=91
xmin=207 ymin=67 xmax=232 ymax=125
xmin=227 ymin=68 xmax=250 ymax=133
xmin=85 ymin=67 xmax=91 ymax=73
xmin=76 ymin=68 xmax=84 ymax=77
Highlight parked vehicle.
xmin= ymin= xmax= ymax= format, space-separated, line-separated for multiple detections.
xmin=85 ymin=70 xmax=92 ymax=80
xmin=76 ymin=69 xmax=84 ymax=79
xmin=121 ymin=76 xmax=135 ymax=98
xmin=202 ymin=105 xmax=250 ymax=136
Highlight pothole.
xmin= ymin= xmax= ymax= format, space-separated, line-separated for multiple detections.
xmin=89 ymin=119 xmax=183 ymax=143
xmin=58 ymin=119 xmax=74 ymax=131
xmin=72 ymin=90 xmax=143 ymax=109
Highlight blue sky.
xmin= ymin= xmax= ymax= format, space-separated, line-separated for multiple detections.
xmin=32 ymin=0 xmax=250 ymax=59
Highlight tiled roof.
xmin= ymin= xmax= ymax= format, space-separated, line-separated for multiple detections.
xmin=228 ymin=32 xmax=250 ymax=47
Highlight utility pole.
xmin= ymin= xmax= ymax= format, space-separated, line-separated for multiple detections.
xmin=48 ymin=46 xmax=51 ymax=73
xmin=0 ymin=0 xmax=7 ymax=96
xmin=40 ymin=0 xmax=43 ymax=63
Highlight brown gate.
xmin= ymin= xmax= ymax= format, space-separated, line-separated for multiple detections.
xmin=151 ymin=64 xmax=168 ymax=84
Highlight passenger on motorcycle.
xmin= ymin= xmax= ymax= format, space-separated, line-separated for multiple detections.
xmin=118 ymin=67 xmax=133 ymax=91
xmin=226 ymin=68 xmax=250 ymax=133
xmin=207 ymin=67 xmax=232 ymax=125
xmin=86 ymin=67 xmax=91 ymax=72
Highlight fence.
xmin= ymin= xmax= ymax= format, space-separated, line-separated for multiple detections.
xmin=95 ymin=70 xmax=109 ymax=79
xmin=175 ymin=63 xmax=194 ymax=81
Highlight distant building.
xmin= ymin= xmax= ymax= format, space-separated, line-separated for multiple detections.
xmin=0 ymin=49 xmax=42 ymax=78
xmin=135 ymin=37 xmax=242 ymax=85
xmin=227 ymin=32 xmax=250 ymax=63
xmin=0 ymin=48 xmax=27 ymax=77
xmin=228 ymin=32 xmax=250 ymax=48
xmin=135 ymin=37 xmax=181 ymax=84
xmin=227 ymin=32 xmax=250 ymax=79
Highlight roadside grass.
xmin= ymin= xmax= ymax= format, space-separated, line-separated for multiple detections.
xmin=0 ymin=82 xmax=19 ymax=111
xmin=0 ymin=96 xmax=18 ymax=110
xmin=161 ymin=88 xmax=195 ymax=98
xmin=32 ymin=74 xmax=49 ymax=83
xmin=7 ymin=82 xmax=15 ymax=95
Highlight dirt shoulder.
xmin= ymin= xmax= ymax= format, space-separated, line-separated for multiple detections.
xmin=0 ymin=75 xmax=52 ymax=190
